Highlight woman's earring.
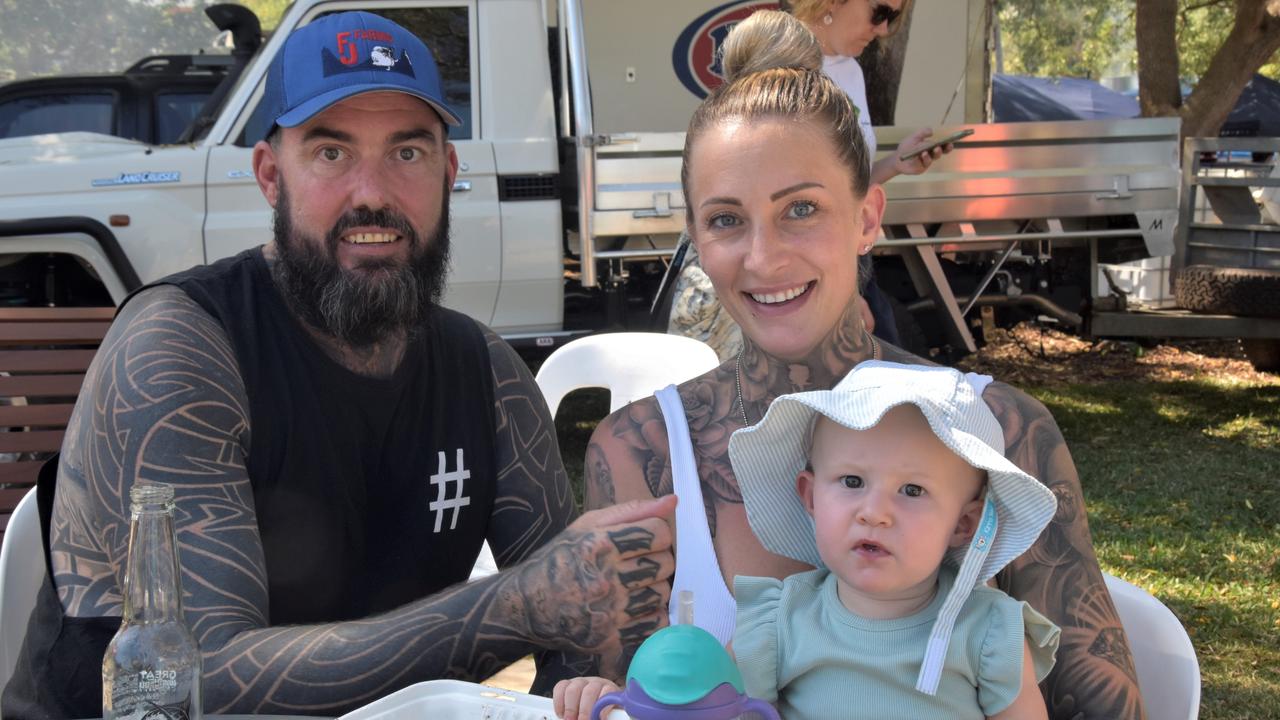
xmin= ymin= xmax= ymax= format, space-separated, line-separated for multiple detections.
xmin=859 ymin=244 xmax=873 ymax=255
xmin=823 ymin=12 xmax=834 ymax=25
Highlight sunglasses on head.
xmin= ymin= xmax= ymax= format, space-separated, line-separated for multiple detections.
xmin=868 ymin=0 xmax=903 ymax=27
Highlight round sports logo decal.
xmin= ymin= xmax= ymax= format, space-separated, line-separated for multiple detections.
xmin=672 ymin=1 xmax=778 ymax=99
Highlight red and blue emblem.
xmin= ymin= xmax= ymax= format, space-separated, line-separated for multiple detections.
xmin=671 ymin=0 xmax=779 ymax=99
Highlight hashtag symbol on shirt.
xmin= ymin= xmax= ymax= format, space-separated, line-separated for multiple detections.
xmin=429 ymin=448 xmax=472 ymax=533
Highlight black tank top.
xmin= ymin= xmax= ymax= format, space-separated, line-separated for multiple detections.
xmin=3 ymin=247 xmax=498 ymax=717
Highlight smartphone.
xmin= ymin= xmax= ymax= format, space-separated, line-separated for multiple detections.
xmin=898 ymin=128 xmax=975 ymax=162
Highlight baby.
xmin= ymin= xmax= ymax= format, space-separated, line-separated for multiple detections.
xmin=554 ymin=361 xmax=1060 ymax=720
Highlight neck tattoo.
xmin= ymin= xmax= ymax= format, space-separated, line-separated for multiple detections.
xmin=735 ymin=330 xmax=881 ymax=427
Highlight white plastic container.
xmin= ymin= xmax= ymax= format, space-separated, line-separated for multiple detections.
xmin=338 ymin=679 xmax=555 ymax=720
xmin=1097 ymin=256 xmax=1176 ymax=309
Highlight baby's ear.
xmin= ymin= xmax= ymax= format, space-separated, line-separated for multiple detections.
xmin=796 ymin=470 xmax=817 ymax=517
xmin=949 ymin=497 xmax=985 ymax=548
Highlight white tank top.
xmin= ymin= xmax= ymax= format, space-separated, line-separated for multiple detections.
xmin=652 ymin=372 xmax=996 ymax=648
xmin=655 ymin=385 xmax=737 ymax=646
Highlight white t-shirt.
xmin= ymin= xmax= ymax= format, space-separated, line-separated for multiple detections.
xmin=823 ymin=54 xmax=877 ymax=168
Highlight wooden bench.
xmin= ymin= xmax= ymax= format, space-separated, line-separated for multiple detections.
xmin=0 ymin=307 xmax=114 ymax=544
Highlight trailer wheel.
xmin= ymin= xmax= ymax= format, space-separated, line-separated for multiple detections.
xmin=1174 ymin=266 xmax=1280 ymax=318
xmin=1242 ymin=338 xmax=1280 ymax=373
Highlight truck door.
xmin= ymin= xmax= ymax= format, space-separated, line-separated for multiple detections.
xmin=203 ymin=1 xmax=501 ymax=325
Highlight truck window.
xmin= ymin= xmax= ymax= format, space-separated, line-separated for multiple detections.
xmin=0 ymin=92 xmax=116 ymax=139
xmin=237 ymin=5 xmax=473 ymax=146
xmin=154 ymin=91 xmax=213 ymax=145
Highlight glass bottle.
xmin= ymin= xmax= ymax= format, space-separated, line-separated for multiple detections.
xmin=103 ymin=482 xmax=202 ymax=720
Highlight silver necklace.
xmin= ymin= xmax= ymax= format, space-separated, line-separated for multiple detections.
xmin=735 ymin=331 xmax=880 ymax=427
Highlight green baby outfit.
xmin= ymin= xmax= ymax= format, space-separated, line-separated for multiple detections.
xmin=734 ymin=566 xmax=1060 ymax=719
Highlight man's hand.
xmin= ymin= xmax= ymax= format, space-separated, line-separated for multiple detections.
xmin=508 ymin=496 xmax=677 ymax=675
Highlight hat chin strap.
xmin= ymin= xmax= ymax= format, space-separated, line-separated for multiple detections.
xmin=915 ymin=495 xmax=998 ymax=695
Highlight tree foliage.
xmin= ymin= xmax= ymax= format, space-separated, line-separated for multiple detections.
xmin=999 ymin=0 xmax=1280 ymax=136
xmin=997 ymin=0 xmax=1129 ymax=80
xmin=234 ymin=0 xmax=291 ymax=31
xmin=1144 ymin=0 xmax=1280 ymax=136
xmin=998 ymin=0 xmax=1279 ymax=82
xmin=0 ymin=0 xmax=230 ymax=82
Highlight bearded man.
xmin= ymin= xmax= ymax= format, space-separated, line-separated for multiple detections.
xmin=3 ymin=12 xmax=675 ymax=719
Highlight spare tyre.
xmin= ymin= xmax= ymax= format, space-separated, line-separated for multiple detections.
xmin=1174 ymin=265 xmax=1280 ymax=318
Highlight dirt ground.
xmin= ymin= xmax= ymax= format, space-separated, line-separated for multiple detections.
xmin=954 ymin=323 xmax=1279 ymax=387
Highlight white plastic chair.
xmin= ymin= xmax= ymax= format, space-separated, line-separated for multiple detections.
xmin=1103 ymin=572 xmax=1201 ymax=720
xmin=0 ymin=488 xmax=44 ymax=691
xmin=462 ymin=333 xmax=719 ymax=584
xmin=468 ymin=541 xmax=498 ymax=582
xmin=535 ymin=332 xmax=721 ymax=417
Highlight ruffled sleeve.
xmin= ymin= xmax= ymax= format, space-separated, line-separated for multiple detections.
xmin=732 ymin=575 xmax=784 ymax=703
xmin=977 ymin=599 xmax=1061 ymax=716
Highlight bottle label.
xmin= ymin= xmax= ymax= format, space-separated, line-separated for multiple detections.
xmin=109 ymin=671 xmax=195 ymax=720
xmin=138 ymin=669 xmax=178 ymax=694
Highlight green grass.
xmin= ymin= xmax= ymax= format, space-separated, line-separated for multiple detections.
xmin=1034 ymin=377 xmax=1280 ymax=720
xmin=550 ymin=371 xmax=1280 ymax=719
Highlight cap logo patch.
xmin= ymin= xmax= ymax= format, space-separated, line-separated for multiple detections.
xmin=321 ymin=46 xmax=416 ymax=79
xmin=335 ymin=29 xmax=396 ymax=65
xmin=370 ymin=46 xmax=397 ymax=69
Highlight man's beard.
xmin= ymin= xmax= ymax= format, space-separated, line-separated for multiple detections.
xmin=271 ymin=177 xmax=451 ymax=349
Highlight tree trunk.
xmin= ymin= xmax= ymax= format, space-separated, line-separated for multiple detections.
xmin=1179 ymin=0 xmax=1280 ymax=137
xmin=857 ymin=2 xmax=918 ymax=124
xmin=1136 ymin=0 xmax=1181 ymax=117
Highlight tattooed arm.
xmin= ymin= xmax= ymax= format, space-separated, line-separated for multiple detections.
xmin=481 ymin=329 xmax=603 ymax=692
xmin=50 ymin=286 xmax=674 ymax=715
xmin=484 ymin=329 xmax=576 ymax=570
xmin=985 ymin=382 xmax=1147 ymax=720
xmin=581 ymin=393 xmax=696 ymax=680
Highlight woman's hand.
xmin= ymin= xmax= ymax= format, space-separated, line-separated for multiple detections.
xmin=896 ymin=127 xmax=952 ymax=174
xmin=871 ymin=127 xmax=954 ymax=184
xmin=554 ymin=676 xmax=622 ymax=720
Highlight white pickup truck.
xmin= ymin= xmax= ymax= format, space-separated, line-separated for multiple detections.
xmin=5 ymin=0 xmax=1261 ymax=364
xmin=0 ymin=0 xmax=985 ymax=354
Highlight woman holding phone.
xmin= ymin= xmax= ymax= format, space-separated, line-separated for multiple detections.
xmin=669 ymin=0 xmax=954 ymax=353
xmin=784 ymin=0 xmax=951 ymax=185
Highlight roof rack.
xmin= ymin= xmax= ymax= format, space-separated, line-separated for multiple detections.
xmin=124 ymin=54 xmax=233 ymax=76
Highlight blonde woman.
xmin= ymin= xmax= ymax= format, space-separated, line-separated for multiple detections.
xmin=593 ymin=11 xmax=1147 ymax=720
xmin=670 ymin=0 xmax=947 ymax=354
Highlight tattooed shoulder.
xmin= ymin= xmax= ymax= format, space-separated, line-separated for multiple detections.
xmin=52 ymin=284 xmax=251 ymax=618
xmin=585 ymin=442 xmax=616 ymax=508
xmin=983 ymin=381 xmax=1066 ymax=452
xmin=584 ymin=397 xmax=671 ymax=510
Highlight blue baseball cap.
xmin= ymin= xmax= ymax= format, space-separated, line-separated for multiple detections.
xmin=262 ymin=11 xmax=461 ymax=130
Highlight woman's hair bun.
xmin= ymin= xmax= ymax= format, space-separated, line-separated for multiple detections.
xmin=719 ymin=10 xmax=823 ymax=85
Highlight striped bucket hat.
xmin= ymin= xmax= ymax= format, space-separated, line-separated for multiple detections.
xmin=728 ymin=360 xmax=1057 ymax=695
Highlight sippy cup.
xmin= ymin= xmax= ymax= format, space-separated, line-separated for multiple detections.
xmin=590 ymin=592 xmax=779 ymax=720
